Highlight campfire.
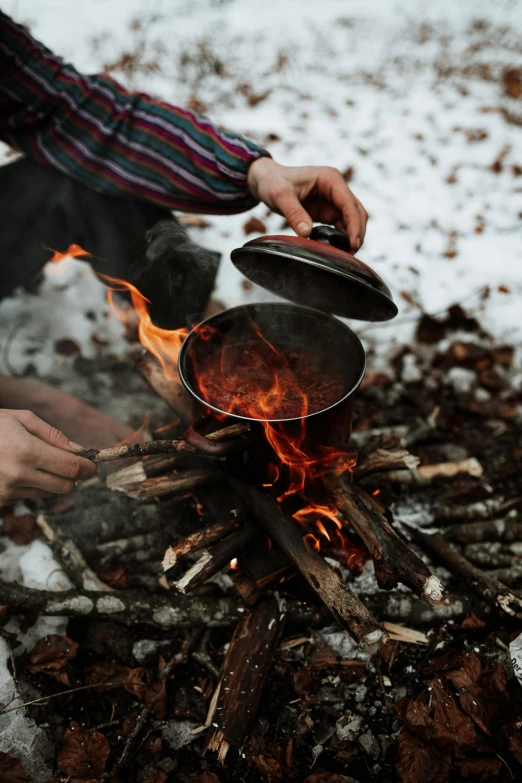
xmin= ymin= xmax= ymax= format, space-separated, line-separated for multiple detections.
xmin=2 ymin=231 xmax=522 ymax=781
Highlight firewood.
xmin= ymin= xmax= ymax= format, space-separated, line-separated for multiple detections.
xmin=204 ymin=597 xmax=284 ymax=762
xmin=36 ymin=514 xmax=111 ymax=592
xmin=79 ymin=422 xmax=249 ymax=463
xmin=162 ymin=518 xmax=243 ymax=569
xmin=116 ymin=468 xmax=223 ymax=500
xmin=107 ymin=453 xmax=188 ymax=490
xmin=228 ymin=565 xmax=265 ymax=605
xmin=435 ymin=496 xmax=522 ymax=523
xmin=325 ymin=474 xmax=442 ymax=604
xmin=353 ymin=448 xmax=420 ymax=481
xmin=381 ymin=457 xmax=483 ymax=485
xmin=443 ymin=518 xmax=522 ymax=543
xmin=488 ymin=564 xmax=522 ymax=586
xmin=0 ymin=578 xmax=472 ymax=628
xmin=94 ymin=531 xmax=169 ymax=565
xmin=172 ymin=523 xmax=258 ymax=593
xmin=462 ymin=542 xmax=513 ymax=568
xmin=411 ymin=529 xmax=522 ymax=619
xmin=230 ymin=478 xmax=386 ymax=649
xmin=239 ymin=543 xmax=291 ymax=589
xmin=135 ymin=352 xmax=194 ymax=423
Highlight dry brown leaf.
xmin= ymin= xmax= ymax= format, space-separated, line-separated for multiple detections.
xmin=57 ymin=721 xmax=109 ymax=780
xmin=243 ymin=217 xmax=267 ymax=235
xmin=87 ymin=661 xmax=146 ymax=700
xmin=252 ymin=755 xmax=284 ymax=781
xmin=95 ymin=565 xmax=128 ymax=589
xmin=2 ymin=513 xmax=38 ymax=546
xmin=144 ymin=679 xmax=168 ymax=720
xmin=459 ymin=614 xmax=486 ymax=630
xmin=456 ymin=755 xmax=503 ymax=778
xmin=503 ymin=68 xmax=521 ymax=99
xmin=142 ymin=771 xmax=168 ymax=783
xmin=396 ymin=729 xmax=451 ymax=783
xmin=429 ymin=678 xmax=476 ymax=756
xmin=27 ymin=635 xmax=78 ymax=686
xmin=186 ymin=774 xmax=222 ymax=783
xmin=395 ymin=696 xmax=432 ymax=741
xmin=0 ymin=752 xmax=28 ymax=783
xmin=304 ymin=774 xmax=351 ymax=783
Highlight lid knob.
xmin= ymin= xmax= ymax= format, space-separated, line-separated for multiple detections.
xmin=310 ymin=225 xmax=353 ymax=254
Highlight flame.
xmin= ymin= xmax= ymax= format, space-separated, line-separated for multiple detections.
xmin=114 ymin=412 xmax=150 ymax=447
xmin=230 ymin=558 xmax=238 ymax=570
xmin=45 ymin=243 xmax=91 ymax=263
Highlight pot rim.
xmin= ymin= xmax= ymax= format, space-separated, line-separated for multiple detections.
xmin=178 ymin=302 xmax=366 ymax=424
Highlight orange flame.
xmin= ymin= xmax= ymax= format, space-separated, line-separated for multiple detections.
xmin=45 ymin=243 xmax=91 ymax=263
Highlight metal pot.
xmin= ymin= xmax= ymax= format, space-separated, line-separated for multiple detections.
xmin=178 ymin=301 xmax=366 ymax=453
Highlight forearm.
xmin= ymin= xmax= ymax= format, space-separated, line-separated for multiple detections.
xmin=0 ymin=12 xmax=269 ymax=213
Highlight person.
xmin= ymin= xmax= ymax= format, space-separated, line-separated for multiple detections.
xmin=0 ymin=11 xmax=368 ymax=506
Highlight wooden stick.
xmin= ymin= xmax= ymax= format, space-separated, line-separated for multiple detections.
xmin=444 ymin=518 xmax=522 ymax=544
xmin=107 ymin=453 xmax=188 ymax=490
xmin=36 ymin=514 xmax=111 ymax=592
xmin=380 ymin=458 xmax=483 ymax=485
xmin=135 ymin=352 xmax=194 ymax=423
xmin=204 ymin=597 xmax=284 ymax=763
xmin=434 ymin=496 xmax=522 ymax=524
xmin=462 ymin=542 xmax=512 ymax=568
xmin=172 ymin=523 xmax=258 ymax=593
xmin=230 ymin=478 xmax=385 ymax=649
xmin=324 ymin=475 xmax=442 ymax=604
xmin=353 ymin=449 xmax=419 ymax=481
xmin=78 ymin=422 xmax=249 ymax=463
xmin=410 ymin=529 xmax=522 ymax=619
xmin=162 ymin=518 xmax=243 ymax=569
xmin=116 ymin=468 xmax=223 ymax=500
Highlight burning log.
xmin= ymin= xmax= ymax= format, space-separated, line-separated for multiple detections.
xmin=136 ymin=352 xmax=194 ymax=423
xmin=36 ymin=514 xmax=111 ymax=592
xmin=353 ymin=448 xmax=419 ymax=481
xmin=116 ymin=467 xmax=223 ymax=500
xmin=162 ymin=518 xmax=243 ymax=569
xmin=411 ymin=529 xmax=522 ymax=619
xmin=230 ymin=478 xmax=386 ymax=649
xmin=204 ymin=597 xmax=284 ymax=763
xmin=172 ymin=522 xmax=258 ymax=594
xmin=329 ymin=477 xmax=441 ymax=600
xmin=325 ymin=475 xmax=442 ymax=604
xmin=443 ymin=518 xmax=522 ymax=543
xmin=79 ymin=422 xmax=249 ymax=463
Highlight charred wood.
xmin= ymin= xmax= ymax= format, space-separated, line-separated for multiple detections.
xmin=443 ymin=518 xmax=522 ymax=543
xmin=353 ymin=449 xmax=419 ymax=481
xmin=162 ymin=517 xmax=243 ymax=569
xmin=434 ymin=496 xmax=522 ymax=524
xmin=462 ymin=542 xmax=513 ymax=569
xmin=230 ymin=478 xmax=385 ymax=648
xmin=118 ymin=467 xmax=223 ymax=500
xmin=204 ymin=597 xmax=284 ymax=763
xmin=325 ymin=474 xmax=442 ymax=603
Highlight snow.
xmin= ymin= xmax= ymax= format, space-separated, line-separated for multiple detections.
xmin=0 ymin=0 xmax=521 ymax=763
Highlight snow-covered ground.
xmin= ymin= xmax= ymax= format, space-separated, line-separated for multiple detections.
xmin=0 ymin=1 xmax=521 ymax=772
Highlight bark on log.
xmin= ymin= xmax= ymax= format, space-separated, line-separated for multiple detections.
xmin=118 ymin=468 xmax=223 ymax=500
xmin=204 ymin=597 xmax=284 ymax=763
xmin=172 ymin=523 xmax=258 ymax=593
xmin=463 ymin=542 xmax=513 ymax=569
xmin=444 ymin=518 xmax=522 ymax=544
xmin=324 ymin=475 xmax=442 ymax=603
xmin=162 ymin=518 xmax=243 ymax=569
xmin=411 ymin=529 xmax=522 ymax=619
xmin=230 ymin=478 xmax=385 ymax=649
xmin=135 ymin=353 xmax=194 ymax=423
xmin=107 ymin=454 xmax=190 ymax=490
xmin=36 ymin=514 xmax=111 ymax=592
xmin=435 ymin=497 xmax=522 ymax=524
xmin=80 ymin=423 xmax=249 ymax=463
xmin=0 ymin=578 xmax=473 ymax=627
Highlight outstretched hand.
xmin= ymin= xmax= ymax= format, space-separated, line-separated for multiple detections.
xmin=247 ymin=157 xmax=368 ymax=251
xmin=0 ymin=409 xmax=96 ymax=505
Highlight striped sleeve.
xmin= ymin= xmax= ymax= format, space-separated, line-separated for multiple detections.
xmin=0 ymin=12 xmax=270 ymax=213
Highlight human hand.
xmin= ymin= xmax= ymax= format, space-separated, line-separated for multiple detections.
xmin=247 ymin=158 xmax=368 ymax=251
xmin=0 ymin=409 xmax=96 ymax=505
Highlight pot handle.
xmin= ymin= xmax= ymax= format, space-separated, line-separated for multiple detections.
xmin=310 ymin=225 xmax=353 ymax=254
xmin=185 ymin=415 xmax=247 ymax=456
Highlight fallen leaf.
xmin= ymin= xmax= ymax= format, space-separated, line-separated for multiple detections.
xmin=429 ymin=678 xmax=475 ymax=756
xmin=54 ymin=338 xmax=81 ymax=356
xmin=396 ymin=729 xmax=451 ymax=783
xmin=186 ymin=774 xmax=222 ymax=783
xmin=2 ymin=512 xmax=38 ymax=545
xmin=459 ymin=614 xmax=486 ymax=630
xmin=507 ymin=725 xmax=522 ymax=763
xmin=503 ymin=68 xmax=521 ymax=99
xmin=444 ymin=651 xmax=482 ymax=689
xmin=252 ymin=755 xmax=283 ymax=781
xmin=27 ymin=635 xmax=78 ymax=686
xmin=57 ymin=721 xmax=109 ymax=780
xmin=142 ymin=771 xmax=168 ymax=783
xmin=87 ymin=661 xmax=146 ymax=700
xmin=0 ymin=752 xmax=28 ymax=783
xmin=243 ymin=217 xmax=267 ymax=235
xmin=304 ymin=774 xmax=351 ymax=783
xmin=144 ymin=679 xmax=168 ymax=720
xmin=95 ymin=565 xmax=128 ymax=589
xmin=456 ymin=755 xmax=503 ymax=777
xmin=395 ymin=696 xmax=432 ymax=741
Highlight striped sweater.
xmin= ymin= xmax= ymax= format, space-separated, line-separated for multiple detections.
xmin=0 ymin=12 xmax=269 ymax=213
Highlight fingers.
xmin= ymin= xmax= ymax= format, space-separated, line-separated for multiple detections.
xmin=11 ymin=487 xmax=53 ymax=500
xmin=29 ymin=469 xmax=76 ymax=495
xmin=327 ymin=174 xmax=368 ymax=251
xmin=14 ymin=410 xmax=96 ymax=481
xmin=272 ymin=188 xmax=313 ymax=237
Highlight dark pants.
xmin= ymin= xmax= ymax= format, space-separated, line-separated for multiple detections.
xmin=0 ymin=158 xmax=220 ymax=328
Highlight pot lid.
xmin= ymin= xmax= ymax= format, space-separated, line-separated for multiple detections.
xmin=231 ymin=225 xmax=398 ymax=321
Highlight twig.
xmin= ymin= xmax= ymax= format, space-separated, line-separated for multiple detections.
xmin=109 ymin=706 xmax=150 ymax=778
xmin=118 ymin=468 xmax=223 ymax=500
xmin=36 ymin=514 xmax=111 ymax=592
xmin=410 ymin=529 xmax=522 ymax=619
xmin=78 ymin=422 xmax=249 ymax=462
xmin=162 ymin=517 xmax=243 ymax=569
xmin=443 ymin=518 xmax=522 ymax=544
xmin=353 ymin=449 xmax=419 ymax=481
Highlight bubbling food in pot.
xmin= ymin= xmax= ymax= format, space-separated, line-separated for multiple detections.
xmin=192 ymin=331 xmax=347 ymax=421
